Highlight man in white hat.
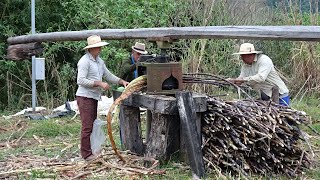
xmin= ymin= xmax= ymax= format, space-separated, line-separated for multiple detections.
xmin=119 ymin=42 xmax=148 ymax=82
xmin=76 ymin=35 xmax=129 ymax=161
xmin=229 ymin=43 xmax=290 ymax=106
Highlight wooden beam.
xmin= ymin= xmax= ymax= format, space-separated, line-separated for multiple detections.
xmin=6 ymin=42 xmax=43 ymax=60
xmin=7 ymin=26 xmax=320 ymax=45
xmin=176 ymin=91 xmax=206 ymax=179
xmin=121 ymin=93 xmax=207 ymax=115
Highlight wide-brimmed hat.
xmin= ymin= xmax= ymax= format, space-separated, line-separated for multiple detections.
xmin=83 ymin=35 xmax=109 ymax=50
xmin=233 ymin=43 xmax=262 ymax=55
xmin=132 ymin=42 xmax=148 ymax=54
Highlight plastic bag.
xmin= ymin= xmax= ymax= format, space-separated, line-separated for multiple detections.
xmin=90 ymin=119 xmax=107 ymax=155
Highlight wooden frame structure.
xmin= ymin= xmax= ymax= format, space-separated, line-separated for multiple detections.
xmin=6 ymin=25 xmax=320 ymax=178
xmin=119 ymin=92 xmax=207 ymax=158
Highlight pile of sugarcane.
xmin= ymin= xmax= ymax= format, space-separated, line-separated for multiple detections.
xmin=202 ymin=97 xmax=312 ymax=176
xmin=183 ymin=73 xmax=232 ymax=88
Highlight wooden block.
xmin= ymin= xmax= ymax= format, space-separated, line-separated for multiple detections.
xmin=119 ymin=105 xmax=144 ymax=155
xmin=145 ymin=112 xmax=180 ymax=160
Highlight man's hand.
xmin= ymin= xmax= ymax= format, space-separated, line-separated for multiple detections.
xmin=94 ymin=81 xmax=110 ymax=90
xmin=99 ymin=82 xmax=110 ymax=90
xmin=227 ymin=78 xmax=246 ymax=85
xmin=119 ymin=79 xmax=129 ymax=88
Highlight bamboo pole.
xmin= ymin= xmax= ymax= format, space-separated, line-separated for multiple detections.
xmin=7 ymin=26 xmax=320 ymax=45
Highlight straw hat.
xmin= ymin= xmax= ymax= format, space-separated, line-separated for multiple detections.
xmin=83 ymin=35 xmax=109 ymax=50
xmin=233 ymin=43 xmax=262 ymax=55
xmin=132 ymin=42 xmax=148 ymax=54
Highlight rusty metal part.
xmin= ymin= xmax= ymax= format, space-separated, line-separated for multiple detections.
xmin=146 ymin=62 xmax=182 ymax=94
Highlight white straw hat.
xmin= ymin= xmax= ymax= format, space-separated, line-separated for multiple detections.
xmin=132 ymin=42 xmax=148 ymax=54
xmin=233 ymin=43 xmax=262 ymax=55
xmin=83 ymin=35 xmax=109 ymax=50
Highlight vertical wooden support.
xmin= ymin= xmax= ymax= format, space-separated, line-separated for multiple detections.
xmin=180 ymin=113 xmax=202 ymax=163
xmin=271 ymin=86 xmax=279 ymax=104
xmin=146 ymin=110 xmax=152 ymax=142
xmin=145 ymin=112 xmax=180 ymax=160
xmin=176 ymin=91 xmax=205 ymax=179
xmin=119 ymin=105 xmax=144 ymax=155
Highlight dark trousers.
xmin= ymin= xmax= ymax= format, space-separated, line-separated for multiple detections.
xmin=76 ymin=96 xmax=98 ymax=159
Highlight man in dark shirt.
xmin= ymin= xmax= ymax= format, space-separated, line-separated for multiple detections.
xmin=119 ymin=42 xmax=148 ymax=82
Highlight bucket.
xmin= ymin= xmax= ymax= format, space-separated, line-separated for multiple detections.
xmin=112 ymin=86 xmax=125 ymax=101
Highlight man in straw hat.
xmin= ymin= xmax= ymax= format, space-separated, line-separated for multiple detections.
xmin=76 ymin=35 xmax=129 ymax=161
xmin=229 ymin=43 xmax=290 ymax=106
xmin=119 ymin=42 xmax=148 ymax=82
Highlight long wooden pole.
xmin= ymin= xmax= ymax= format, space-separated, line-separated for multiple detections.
xmin=7 ymin=26 xmax=320 ymax=45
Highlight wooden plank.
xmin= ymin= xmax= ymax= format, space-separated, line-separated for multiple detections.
xmin=271 ymin=86 xmax=280 ymax=104
xmin=6 ymin=42 xmax=43 ymax=60
xmin=145 ymin=110 xmax=152 ymax=142
xmin=121 ymin=93 xmax=207 ymax=115
xmin=176 ymin=91 xmax=205 ymax=179
xmin=7 ymin=26 xmax=320 ymax=45
xmin=119 ymin=105 xmax=144 ymax=155
xmin=145 ymin=112 xmax=180 ymax=160
xmin=180 ymin=113 xmax=202 ymax=163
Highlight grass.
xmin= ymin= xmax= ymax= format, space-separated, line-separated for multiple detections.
xmin=25 ymin=119 xmax=81 ymax=138
xmin=291 ymin=95 xmax=320 ymax=122
xmin=0 ymin=96 xmax=319 ymax=179
xmin=289 ymin=97 xmax=320 ymax=180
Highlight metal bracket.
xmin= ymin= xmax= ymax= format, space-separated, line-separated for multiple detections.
xmin=147 ymin=37 xmax=178 ymax=55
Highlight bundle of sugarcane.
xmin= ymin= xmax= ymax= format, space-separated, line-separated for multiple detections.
xmin=183 ymin=73 xmax=230 ymax=87
xmin=107 ymin=75 xmax=147 ymax=162
xmin=202 ymin=97 xmax=312 ymax=177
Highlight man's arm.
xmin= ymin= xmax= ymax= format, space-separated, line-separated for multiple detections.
xmin=102 ymin=63 xmax=121 ymax=84
xmin=238 ymin=66 xmax=245 ymax=79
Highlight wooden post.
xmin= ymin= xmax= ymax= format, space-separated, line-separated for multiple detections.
xmin=176 ymin=91 xmax=205 ymax=179
xmin=271 ymin=86 xmax=279 ymax=104
xmin=145 ymin=113 xmax=180 ymax=160
xmin=119 ymin=105 xmax=144 ymax=155
xmin=145 ymin=110 xmax=152 ymax=142
xmin=180 ymin=113 xmax=202 ymax=163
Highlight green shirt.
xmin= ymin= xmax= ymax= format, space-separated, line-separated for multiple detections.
xmin=119 ymin=56 xmax=136 ymax=82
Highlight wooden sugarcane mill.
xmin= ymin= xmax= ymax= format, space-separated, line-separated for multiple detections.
xmin=119 ymin=39 xmax=206 ymax=178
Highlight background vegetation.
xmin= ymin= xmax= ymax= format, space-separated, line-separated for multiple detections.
xmin=0 ymin=0 xmax=319 ymax=111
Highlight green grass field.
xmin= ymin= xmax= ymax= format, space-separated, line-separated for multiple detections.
xmin=0 ymin=96 xmax=319 ymax=179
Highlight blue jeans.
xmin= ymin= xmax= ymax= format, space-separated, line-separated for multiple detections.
xmin=279 ymin=95 xmax=290 ymax=106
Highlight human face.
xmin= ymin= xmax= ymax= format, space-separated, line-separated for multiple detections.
xmin=132 ymin=51 xmax=142 ymax=62
xmin=89 ymin=47 xmax=102 ymax=58
xmin=240 ymin=54 xmax=255 ymax=65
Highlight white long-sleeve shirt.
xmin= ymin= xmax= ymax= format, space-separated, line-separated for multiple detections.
xmin=76 ymin=53 xmax=120 ymax=100
xmin=238 ymin=54 xmax=289 ymax=97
